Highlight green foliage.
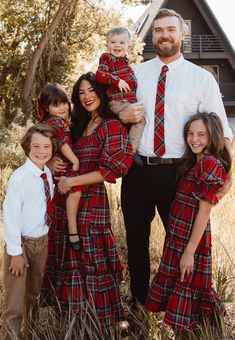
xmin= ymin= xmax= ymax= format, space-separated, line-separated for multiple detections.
xmin=0 ymin=1 xmax=144 ymax=126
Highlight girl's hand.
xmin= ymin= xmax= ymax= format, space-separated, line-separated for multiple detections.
xmin=47 ymin=156 xmax=67 ymax=174
xmin=179 ymin=248 xmax=194 ymax=282
xmin=58 ymin=176 xmax=72 ymax=194
xmin=9 ymin=255 xmax=29 ymax=276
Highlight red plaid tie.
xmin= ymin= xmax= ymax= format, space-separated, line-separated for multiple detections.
xmin=41 ymin=173 xmax=52 ymax=226
xmin=154 ymin=65 xmax=169 ymax=157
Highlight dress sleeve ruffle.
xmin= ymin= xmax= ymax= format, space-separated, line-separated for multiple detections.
xmin=98 ymin=119 xmax=133 ymax=183
xmin=192 ymin=156 xmax=227 ymax=205
xmin=46 ymin=117 xmax=71 ymax=147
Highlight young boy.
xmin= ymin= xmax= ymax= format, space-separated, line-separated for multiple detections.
xmin=96 ymin=27 xmax=145 ymax=166
xmin=2 ymin=123 xmax=58 ymax=339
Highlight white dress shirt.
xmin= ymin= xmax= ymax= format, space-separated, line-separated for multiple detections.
xmin=3 ymin=158 xmax=54 ymax=256
xmin=133 ymin=55 xmax=233 ymax=158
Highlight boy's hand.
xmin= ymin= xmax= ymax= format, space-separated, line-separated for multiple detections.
xmin=9 ymin=255 xmax=29 ymax=276
xmin=118 ymin=79 xmax=131 ymax=93
xmin=72 ymin=160 xmax=79 ymax=171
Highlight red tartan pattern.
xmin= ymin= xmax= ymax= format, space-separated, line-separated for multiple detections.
xmin=45 ymin=116 xmax=83 ymax=193
xmin=96 ymin=53 xmax=137 ymax=103
xmin=146 ymin=156 xmax=227 ymax=330
xmin=41 ymin=119 xmax=133 ymax=328
xmin=154 ymin=65 xmax=168 ymax=157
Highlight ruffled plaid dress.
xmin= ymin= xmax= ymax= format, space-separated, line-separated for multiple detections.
xmin=41 ymin=119 xmax=133 ymax=328
xmin=146 ymin=156 xmax=227 ymax=330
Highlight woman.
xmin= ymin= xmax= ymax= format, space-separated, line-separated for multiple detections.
xmin=41 ymin=72 xmax=133 ymax=331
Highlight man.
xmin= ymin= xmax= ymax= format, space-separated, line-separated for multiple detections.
xmin=119 ymin=8 xmax=233 ymax=308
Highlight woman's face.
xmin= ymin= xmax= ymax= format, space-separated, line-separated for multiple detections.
xmin=78 ymin=79 xmax=101 ymax=115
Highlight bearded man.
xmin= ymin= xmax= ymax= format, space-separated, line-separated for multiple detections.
xmin=117 ymin=8 xmax=233 ymax=310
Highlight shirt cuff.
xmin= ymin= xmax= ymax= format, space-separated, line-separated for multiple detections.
xmin=6 ymin=244 xmax=23 ymax=256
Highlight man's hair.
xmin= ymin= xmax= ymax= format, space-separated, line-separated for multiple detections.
xmin=153 ymin=8 xmax=184 ymax=31
xmin=21 ymin=123 xmax=58 ymax=157
xmin=106 ymin=27 xmax=131 ymax=42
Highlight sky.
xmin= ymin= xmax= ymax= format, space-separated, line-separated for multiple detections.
xmin=124 ymin=0 xmax=235 ymax=49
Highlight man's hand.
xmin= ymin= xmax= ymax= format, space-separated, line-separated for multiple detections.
xmin=119 ymin=102 xmax=145 ymax=124
xmin=47 ymin=156 xmax=67 ymax=174
xmin=9 ymin=255 xmax=29 ymax=276
xmin=118 ymin=79 xmax=131 ymax=93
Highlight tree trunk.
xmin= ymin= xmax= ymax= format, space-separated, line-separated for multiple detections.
xmin=21 ymin=0 xmax=76 ymax=123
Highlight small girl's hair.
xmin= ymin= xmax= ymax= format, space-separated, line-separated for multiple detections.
xmin=177 ymin=112 xmax=232 ymax=180
xmin=37 ymin=83 xmax=71 ymax=121
xmin=21 ymin=123 xmax=58 ymax=157
xmin=106 ymin=27 xmax=131 ymax=41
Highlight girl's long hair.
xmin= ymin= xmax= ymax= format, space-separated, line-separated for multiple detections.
xmin=177 ymin=112 xmax=232 ymax=181
xmin=71 ymin=72 xmax=115 ymax=142
xmin=38 ymin=83 xmax=71 ymax=121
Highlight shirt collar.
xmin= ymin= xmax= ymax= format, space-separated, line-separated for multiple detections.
xmin=155 ymin=54 xmax=184 ymax=72
xmin=25 ymin=158 xmax=46 ymax=178
xmin=110 ymin=53 xmax=128 ymax=63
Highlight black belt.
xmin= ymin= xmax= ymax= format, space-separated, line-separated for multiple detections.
xmin=140 ymin=156 xmax=177 ymax=165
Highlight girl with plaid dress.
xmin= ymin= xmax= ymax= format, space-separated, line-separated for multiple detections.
xmin=41 ymin=72 xmax=133 ymax=332
xmin=146 ymin=112 xmax=232 ymax=336
xmin=38 ymin=83 xmax=82 ymax=251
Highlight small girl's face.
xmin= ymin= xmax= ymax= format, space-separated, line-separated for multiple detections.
xmin=187 ymin=119 xmax=209 ymax=159
xmin=106 ymin=32 xmax=130 ymax=58
xmin=29 ymin=132 xmax=53 ymax=170
xmin=48 ymin=102 xmax=69 ymax=119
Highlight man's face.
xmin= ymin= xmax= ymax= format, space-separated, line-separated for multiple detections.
xmin=152 ymin=16 xmax=184 ymax=62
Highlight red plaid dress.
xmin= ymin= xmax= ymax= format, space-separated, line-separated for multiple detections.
xmin=146 ymin=156 xmax=227 ymax=330
xmin=96 ymin=53 xmax=137 ymax=103
xmin=41 ymin=119 xmax=133 ymax=328
xmin=45 ymin=116 xmax=82 ymax=192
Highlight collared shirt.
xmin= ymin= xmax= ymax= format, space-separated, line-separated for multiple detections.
xmin=3 ymin=158 xmax=54 ymax=256
xmin=133 ymin=55 xmax=233 ymax=158
xmin=96 ymin=52 xmax=137 ymax=103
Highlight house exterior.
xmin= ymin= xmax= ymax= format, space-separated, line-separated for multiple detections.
xmin=134 ymin=0 xmax=235 ymax=115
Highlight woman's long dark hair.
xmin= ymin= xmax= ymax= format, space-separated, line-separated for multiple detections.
xmin=71 ymin=72 xmax=115 ymax=141
xmin=177 ymin=112 xmax=232 ymax=182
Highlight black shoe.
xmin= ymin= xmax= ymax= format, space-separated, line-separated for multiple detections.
xmin=69 ymin=233 xmax=81 ymax=251
xmin=133 ymin=153 xmax=144 ymax=167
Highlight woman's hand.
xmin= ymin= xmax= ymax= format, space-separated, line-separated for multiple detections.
xmin=179 ymin=248 xmax=194 ymax=282
xmin=58 ymin=176 xmax=72 ymax=194
xmin=47 ymin=156 xmax=67 ymax=174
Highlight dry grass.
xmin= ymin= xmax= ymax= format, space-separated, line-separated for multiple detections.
xmin=0 ymin=123 xmax=234 ymax=339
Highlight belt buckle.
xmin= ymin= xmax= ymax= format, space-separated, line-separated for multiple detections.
xmin=147 ymin=156 xmax=157 ymax=165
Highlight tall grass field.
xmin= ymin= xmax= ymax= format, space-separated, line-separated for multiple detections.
xmin=0 ymin=123 xmax=234 ymax=339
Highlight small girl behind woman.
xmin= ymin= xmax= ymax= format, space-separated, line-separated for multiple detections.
xmin=38 ymin=83 xmax=82 ymax=251
xmin=146 ymin=112 xmax=232 ymax=337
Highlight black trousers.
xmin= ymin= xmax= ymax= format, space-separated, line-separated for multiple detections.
xmin=121 ymin=162 xmax=177 ymax=305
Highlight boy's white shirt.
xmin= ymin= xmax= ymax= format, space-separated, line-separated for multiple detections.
xmin=3 ymin=158 xmax=54 ymax=256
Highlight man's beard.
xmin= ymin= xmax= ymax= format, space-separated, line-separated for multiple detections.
xmin=153 ymin=40 xmax=181 ymax=58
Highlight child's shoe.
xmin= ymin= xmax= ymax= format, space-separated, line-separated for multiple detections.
xmin=69 ymin=233 xmax=81 ymax=251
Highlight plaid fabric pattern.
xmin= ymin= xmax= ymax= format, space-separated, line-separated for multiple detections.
xmin=154 ymin=65 xmax=168 ymax=157
xmin=45 ymin=116 xmax=83 ymax=193
xmin=146 ymin=156 xmax=227 ymax=330
xmin=96 ymin=53 xmax=137 ymax=103
xmin=41 ymin=119 xmax=133 ymax=328
xmin=41 ymin=173 xmax=52 ymax=226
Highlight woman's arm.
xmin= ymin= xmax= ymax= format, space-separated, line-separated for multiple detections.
xmin=58 ymin=171 xmax=104 ymax=194
xmin=180 ymin=200 xmax=213 ymax=282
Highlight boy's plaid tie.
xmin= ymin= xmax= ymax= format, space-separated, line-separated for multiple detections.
xmin=154 ymin=65 xmax=169 ymax=157
xmin=41 ymin=173 xmax=51 ymax=226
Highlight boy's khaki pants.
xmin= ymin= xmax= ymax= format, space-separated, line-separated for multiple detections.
xmin=2 ymin=234 xmax=48 ymax=339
